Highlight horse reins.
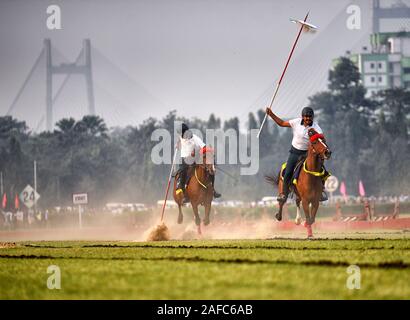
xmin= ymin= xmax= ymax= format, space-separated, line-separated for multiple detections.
xmin=195 ymin=167 xmax=208 ymax=189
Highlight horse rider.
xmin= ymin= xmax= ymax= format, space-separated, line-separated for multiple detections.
xmin=266 ymin=106 xmax=329 ymax=204
xmin=176 ymin=123 xmax=221 ymax=200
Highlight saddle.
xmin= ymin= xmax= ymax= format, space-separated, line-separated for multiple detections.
xmin=279 ymin=156 xmax=306 ymax=187
xmin=279 ymin=157 xmax=331 ymax=194
xmin=173 ymin=166 xmax=194 ymax=185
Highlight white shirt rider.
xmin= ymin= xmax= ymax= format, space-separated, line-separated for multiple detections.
xmin=289 ymin=118 xmax=323 ymax=151
xmin=180 ymin=132 xmax=206 ymax=158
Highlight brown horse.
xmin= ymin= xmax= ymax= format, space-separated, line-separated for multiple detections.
xmin=173 ymin=148 xmax=215 ymax=235
xmin=267 ymin=128 xmax=332 ymax=238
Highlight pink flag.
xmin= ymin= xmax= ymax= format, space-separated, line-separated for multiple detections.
xmin=340 ymin=181 xmax=347 ymax=203
xmin=1 ymin=193 xmax=6 ymax=209
xmin=340 ymin=181 xmax=346 ymax=196
xmin=359 ymin=180 xmax=366 ymax=197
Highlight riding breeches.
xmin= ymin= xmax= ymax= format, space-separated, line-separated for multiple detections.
xmin=283 ymin=147 xmax=307 ymax=194
xmin=176 ymin=158 xmax=189 ymax=190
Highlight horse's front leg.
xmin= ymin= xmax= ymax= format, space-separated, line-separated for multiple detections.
xmin=275 ymin=177 xmax=285 ymax=221
xmin=275 ymin=202 xmax=284 ymax=221
xmin=192 ymin=203 xmax=202 ymax=235
xmin=177 ymin=204 xmax=183 ymax=224
xmin=204 ymin=202 xmax=211 ymax=226
xmin=295 ymin=198 xmax=302 ymax=225
xmin=310 ymin=200 xmax=319 ymax=225
xmin=301 ymin=199 xmax=313 ymax=238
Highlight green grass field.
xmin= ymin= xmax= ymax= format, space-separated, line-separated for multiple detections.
xmin=1 ymin=239 xmax=409 ymax=299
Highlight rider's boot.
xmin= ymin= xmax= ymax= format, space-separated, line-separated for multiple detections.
xmin=320 ymin=176 xmax=329 ymax=202
xmin=176 ymin=170 xmax=189 ymax=203
xmin=320 ymin=186 xmax=328 ymax=202
xmin=211 ymin=175 xmax=221 ymax=198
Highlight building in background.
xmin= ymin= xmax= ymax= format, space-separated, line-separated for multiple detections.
xmin=333 ymin=0 xmax=410 ymax=97
xmin=337 ymin=32 xmax=410 ymax=96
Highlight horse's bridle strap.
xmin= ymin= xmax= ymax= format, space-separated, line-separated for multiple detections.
xmin=303 ymin=160 xmax=325 ymax=177
xmin=195 ymin=167 xmax=208 ymax=189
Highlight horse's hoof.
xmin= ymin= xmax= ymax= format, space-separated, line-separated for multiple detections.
xmin=305 ymin=224 xmax=313 ymax=238
xmin=177 ymin=215 xmax=183 ymax=224
xmin=275 ymin=213 xmax=282 ymax=221
xmin=204 ymin=218 xmax=210 ymax=226
xmin=295 ymin=217 xmax=302 ymax=225
xmin=195 ymin=218 xmax=201 ymax=226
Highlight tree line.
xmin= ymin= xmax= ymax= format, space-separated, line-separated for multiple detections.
xmin=0 ymin=57 xmax=409 ymax=210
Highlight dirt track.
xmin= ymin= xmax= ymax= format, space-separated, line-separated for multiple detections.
xmin=1 ymin=217 xmax=409 ymax=241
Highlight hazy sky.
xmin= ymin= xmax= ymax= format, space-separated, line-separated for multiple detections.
xmin=1 ymin=0 xmax=409 ymax=130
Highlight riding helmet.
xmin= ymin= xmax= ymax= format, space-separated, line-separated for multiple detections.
xmin=181 ymin=123 xmax=189 ymax=136
xmin=301 ymin=107 xmax=314 ymax=117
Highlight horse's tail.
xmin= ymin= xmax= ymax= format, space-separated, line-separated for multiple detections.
xmin=265 ymin=173 xmax=280 ymax=186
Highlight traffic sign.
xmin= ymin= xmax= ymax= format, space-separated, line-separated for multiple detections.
xmin=325 ymin=176 xmax=339 ymax=193
xmin=19 ymin=184 xmax=40 ymax=208
xmin=73 ymin=193 xmax=88 ymax=205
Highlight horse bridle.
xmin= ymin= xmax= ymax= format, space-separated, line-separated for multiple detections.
xmin=197 ymin=161 xmax=215 ymax=176
xmin=311 ymin=137 xmax=331 ymax=160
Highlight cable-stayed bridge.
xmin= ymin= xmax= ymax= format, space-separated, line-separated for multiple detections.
xmin=6 ymin=38 xmax=165 ymax=132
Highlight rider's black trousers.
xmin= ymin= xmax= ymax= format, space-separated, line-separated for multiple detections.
xmin=283 ymin=146 xmax=307 ymax=195
xmin=176 ymin=158 xmax=189 ymax=190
